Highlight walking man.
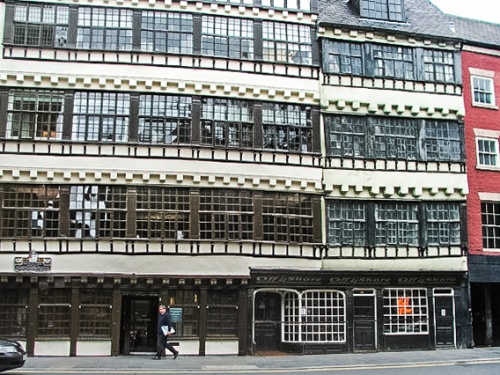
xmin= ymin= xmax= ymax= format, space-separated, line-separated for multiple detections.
xmin=154 ymin=304 xmax=179 ymax=360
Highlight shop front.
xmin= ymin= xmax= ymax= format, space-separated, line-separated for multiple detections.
xmin=0 ymin=274 xmax=248 ymax=357
xmin=249 ymin=269 xmax=471 ymax=354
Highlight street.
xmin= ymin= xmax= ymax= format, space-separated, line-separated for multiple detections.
xmin=8 ymin=348 xmax=500 ymax=375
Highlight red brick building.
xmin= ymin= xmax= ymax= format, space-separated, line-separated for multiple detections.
xmin=451 ymin=16 xmax=500 ymax=346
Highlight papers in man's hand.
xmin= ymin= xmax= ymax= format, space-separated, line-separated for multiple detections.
xmin=161 ymin=326 xmax=175 ymax=335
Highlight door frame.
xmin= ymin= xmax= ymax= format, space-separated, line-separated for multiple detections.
xmin=352 ymin=288 xmax=377 ymax=352
xmin=433 ymin=288 xmax=456 ymax=348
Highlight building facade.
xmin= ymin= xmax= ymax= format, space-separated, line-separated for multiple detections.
xmin=450 ymin=16 xmax=500 ymax=346
xmin=0 ymin=0 xmax=472 ymax=357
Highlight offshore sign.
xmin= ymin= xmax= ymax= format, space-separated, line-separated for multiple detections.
xmin=254 ymin=274 xmax=460 ymax=286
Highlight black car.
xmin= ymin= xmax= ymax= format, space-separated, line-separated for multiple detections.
xmin=0 ymin=338 xmax=26 ymax=372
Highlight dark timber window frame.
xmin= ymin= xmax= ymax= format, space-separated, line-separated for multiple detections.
xmin=322 ymin=40 xmax=461 ymax=85
xmin=324 ymin=115 xmax=464 ymax=163
xmin=326 ymin=200 xmax=464 ymax=247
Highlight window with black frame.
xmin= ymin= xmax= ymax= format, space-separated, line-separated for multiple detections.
xmin=0 ymin=184 xmax=61 ymax=238
xmin=373 ymin=117 xmax=418 ymax=160
xmin=325 ymin=115 xmax=463 ymax=162
xmin=359 ymin=0 xmax=405 ymax=22
xmin=138 ymin=95 xmax=192 ymax=144
xmin=426 ymin=203 xmax=461 ymax=246
xmin=325 ymin=41 xmax=363 ymax=75
xmin=423 ymin=49 xmax=455 ymax=83
xmin=199 ymin=189 xmax=254 ymax=240
xmin=68 ymin=185 xmax=127 ymax=239
xmin=72 ymin=92 xmax=130 ymax=142
xmin=201 ymin=98 xmax=254 ymax=148
xmin=327 ymin=200 xmax=462 ymax=248
xmin=6 ymin=89 xmax=64 ymax=140
xmin=168 ymin=290 xmax=199 ymax=337
xmin=262 ymin=192 xmax=314 ymax=243
xmin=263 ymin=21 xmax=312 ymax=64
xmin=136 ymin=187 xmax=190 ymax=240
xmin=38 ymin=289 xmax=71 ymax=337
xmin=262 ymin=103 xmax=312 ymax=152
xmin=481 ymin=202 xmax=500 ymax=250
xmin=207 ymin=290 xmax=238 ymax=337
xmin=375 ymin=202 xmax=419 ymax=246
xmin=201 ymin=16 xmax=254 ymax=59
xmin=79 ymin=289 xmax=112 ymax=337
xmin=373 ymin=44 xmax=414 ymax=80
xmin=77 ymin=7 xmax=133 ymax=50
xmin=12 ymin=2 xmax=69 ymax=47
xmin=327 ymin=201 xmax=366 ymax=246
xmin=0 ymin=290 xmax=28 ymax=337
xmin=141 ymin=11 xmax=193 ymax=54
xmin=323 ymin=41 xmax=457 ymax=84
xmin=424 ymin=120 xmax=462 ymax=161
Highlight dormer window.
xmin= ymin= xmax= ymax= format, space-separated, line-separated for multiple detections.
xmin=359 ymin=0 xmax=405 ymax=22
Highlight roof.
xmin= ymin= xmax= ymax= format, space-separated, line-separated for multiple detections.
xmin=447 ymin=15 xmax=500 ymax=48
xmin=318 ymin=0 xmax=460 ymax=41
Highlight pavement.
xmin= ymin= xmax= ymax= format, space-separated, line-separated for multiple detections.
xmin=12 ymin=347 xmax=500 ymax=373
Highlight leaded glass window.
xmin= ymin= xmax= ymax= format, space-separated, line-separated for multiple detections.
xmin=373 ymin=45 xmax=414 ymax=80
xmin=426 ymin=203 xmax=461 ymax=245
xmin=327 ymin=201 xmax=366 ymax=246
xmin=141 ymin=11 xmax=193 ymax=54
xmin=263 ymin=21 xmax=312 ymax=64
xmin=375 ymin=202 xmax=418 ymax=245
xmin=201 ymin=16 xmax=254 ymax=59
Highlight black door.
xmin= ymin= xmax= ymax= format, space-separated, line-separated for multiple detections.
xmin=434 ymin=291 xmax=455 ymax=347
xmin=353 ymin=291 xmax=376 ymax=351
xmin=254 ymin=292 xmax=282 ymax=352
xmin=121 ymin=296 xmax=157 ymax=354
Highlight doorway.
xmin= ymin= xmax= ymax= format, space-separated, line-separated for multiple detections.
xmin=352 ymin=289 xmax=377 ymax=351
xmin=433 ymin=288 xmax=456 ymax=347
xmin=121 ymin=296 xmax=158 ymax=354
xmin=253 ymin=291 xmax=282 ymax=352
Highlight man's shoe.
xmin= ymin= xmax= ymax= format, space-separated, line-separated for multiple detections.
xmin=173 ymin=351 xmax=179 ymax=360
xmin=152 ymin=355 xmax=161 ymax=360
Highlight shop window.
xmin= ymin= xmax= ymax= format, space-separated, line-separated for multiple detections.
xmin=477 ymin=138 xmax=499 ymax=167
xmin=72 ymin=92 xmax=130 ymax=142
xmin=263 ymin=21 xmax=312 ymax=64
xmin=472 ymin=76 xmax=496 ymax=107
xmin=136 ymin=187 xmax=190 ymax=240
xmin=201 ymin=16 xmax=254 ymax=59
xmin=141 ymin=11 xmax=193 ymax=54
xmin=375 ymin=202 xmax=418 ymax=246
xmin=262 ymin=103 xmax=312 ymax=152
xmin=38 ymin=289 xmax=71 ymax=337
xmin=262 ymin=192 xmax=314 ymax=243
xmin=1 ymin=185 xmax=61 ymax=238
xmin=69 ymin=185 xmax=127 ymax=238
xmin=12 ymin=2 xmax=69 ymax=47
xmin=383 ymin=288 xmax=428 ymax=334
xmin=79 ymin=290 xmax=112 ymax=337
xmin=6 ymin=89 xmax=64 ymax=140
xmin=168 ymin=290 xmax=199 ymax=337
xmin=0 ymin=290 xmax=28 ymax=337
xmin=426 ymin=203 xmax=461 ymax=245
xmin=327 ymin=201 xmax=366 ymax=246
xmin=481 ymin=202 xmax=500 ymax=250
xmin=138 ymin=95 xmax=192 ymax=145
xmin=201 ymin=98 xmax=254 ymax=148
xmin=207 ymin=290 xmax=238 ymax=337
xmin=199 ymin=189 xmax=254 ymax=240
xmin=77 ymin=7 xmax=133 ymax=50
xmin=282 ymin=290 xmax=346 ymax=343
